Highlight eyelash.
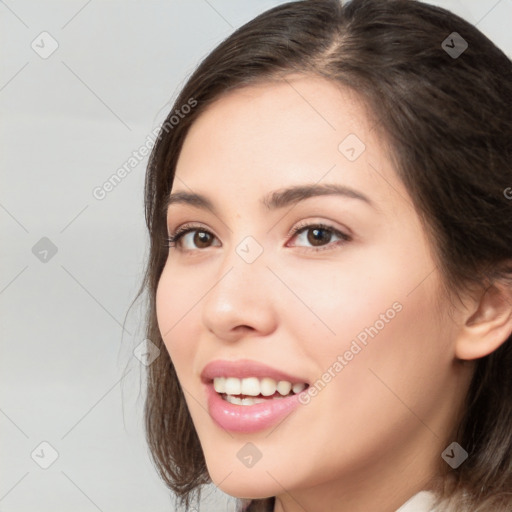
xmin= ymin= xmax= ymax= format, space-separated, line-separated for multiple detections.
xmin=165 ymin=221 xmax=351 ymax=253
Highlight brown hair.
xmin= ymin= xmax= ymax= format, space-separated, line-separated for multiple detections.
xmin=139 ymin=0 xmax=512 ymax=510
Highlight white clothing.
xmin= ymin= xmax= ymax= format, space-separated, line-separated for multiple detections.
xmin=395 ymin=491 xmax=438 ymax=512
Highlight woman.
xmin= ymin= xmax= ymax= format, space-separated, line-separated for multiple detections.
xmin=139 ymin=0 xmax=512 ymax=510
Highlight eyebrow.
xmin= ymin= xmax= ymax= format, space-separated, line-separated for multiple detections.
xmin=165 ymin=183 xmax=374 ymax=215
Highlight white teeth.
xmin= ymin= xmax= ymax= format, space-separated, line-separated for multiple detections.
xmin=242 ymin=397 xmax=266 ymax=405
xmin=224 ymin=377 xmax=241 ymax=395
xmin=292 ymin=382 xmax=306 ymax=394
xmin=212 ymin=376 xmax=307 ymax=400
xmin=277 ymin=380 xmax=292 ymax=395
xmin=225 ymin=395 xmax=242 ymax=405
xmin=260 ymin=377 xmax=277 ymax=396
xmin=225 ymin=395 xmax=267 ymax=406
xmin=213 ymin=377 xmax=226 ymax=394
xmin=240 ymin=377 xmax=260 ymax=396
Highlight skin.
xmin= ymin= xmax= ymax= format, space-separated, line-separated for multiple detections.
xmin=155 ymin=75 xmax=512 ymax=512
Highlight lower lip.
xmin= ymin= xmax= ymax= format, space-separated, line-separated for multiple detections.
xmin=205 ymin=383 xmax=306 ymax=433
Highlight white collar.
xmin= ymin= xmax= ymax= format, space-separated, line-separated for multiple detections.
xmin=395 ymin=491 xmax=437 ymax=512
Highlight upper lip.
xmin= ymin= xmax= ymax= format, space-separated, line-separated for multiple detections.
xmin=200 ymin=359 xmax=309 ymax=385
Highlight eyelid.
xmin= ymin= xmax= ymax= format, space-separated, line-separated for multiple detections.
xmin=285 ymin=219 xmax=351 ymax=242
xmin=168 ymin=221 xmax=212 ymax=237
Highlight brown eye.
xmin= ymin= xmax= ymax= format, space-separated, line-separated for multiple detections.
xmin=167 ymin=226 xmax=220 ymax=251
xmin=290 ymin=223 xmax=351 ymax=252
xmin=306 ymin=227 xmax=333 ymax=246
xmin=193 ymin=231 xmax=214 ymax=248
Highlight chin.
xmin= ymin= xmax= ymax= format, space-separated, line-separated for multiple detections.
xmin=216 ymin=481 xmax=275 ymax=501
xmin=205 ymin=459 xmax=283 ymax=499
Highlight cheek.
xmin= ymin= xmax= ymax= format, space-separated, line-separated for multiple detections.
xmin=289 ymin=244 xmax=446 ymax=414
xmin=289 ymin=291 xmax=446 ymax=480
xmin=155 ymin=265 xmax=203 ymax=373
xmin=276 ymin=252 xmax=406 ymax=354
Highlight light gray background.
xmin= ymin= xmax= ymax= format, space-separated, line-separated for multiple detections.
xmin=1 ymin=1 xmax=510 ymax=511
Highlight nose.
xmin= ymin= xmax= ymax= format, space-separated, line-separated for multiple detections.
xmin=201 ymin=246 xmax=278 ymax=343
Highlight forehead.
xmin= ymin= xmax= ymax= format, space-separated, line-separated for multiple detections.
xmin=174 ymin=75 xmax=408 ymax=213
xmin=180 ymin=75 xmax=374 ymax=159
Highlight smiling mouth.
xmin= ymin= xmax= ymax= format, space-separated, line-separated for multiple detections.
xmin=213 ymin=376 xmax=309 ymax=406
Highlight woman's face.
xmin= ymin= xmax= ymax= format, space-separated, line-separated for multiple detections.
xmin=156 ymin=75 xmax=473 ymax=510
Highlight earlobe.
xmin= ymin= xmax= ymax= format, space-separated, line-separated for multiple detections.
xmin=455 ymin=281 xmax=512 ymax=361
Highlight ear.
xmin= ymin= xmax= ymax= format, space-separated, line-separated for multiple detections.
xmin=455 ymin=279 xmax=512 ymax=360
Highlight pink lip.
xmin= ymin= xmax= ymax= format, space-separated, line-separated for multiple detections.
xmin=201 ymin=359 xmax=309 ymax=433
